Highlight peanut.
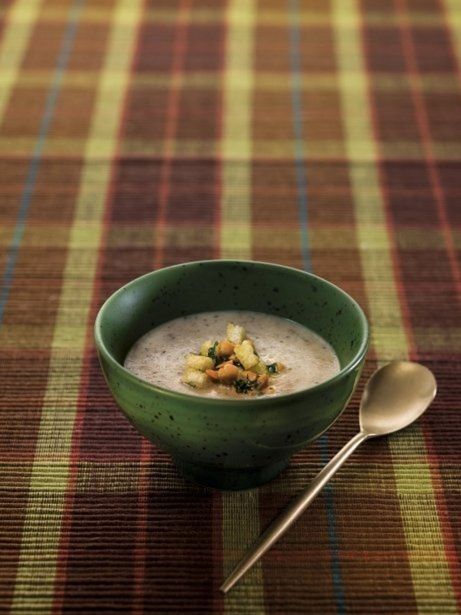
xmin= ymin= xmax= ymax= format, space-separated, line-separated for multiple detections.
xmin=257 ymin=374 xmax=269 ymax=389
xmin=217 ymin=339 xmax=235 ymax=357
xmin=218 ymin=363 xmax=240 ymax=383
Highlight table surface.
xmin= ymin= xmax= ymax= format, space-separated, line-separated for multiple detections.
xmin=1 ymin=0 xmax=460 ymax=613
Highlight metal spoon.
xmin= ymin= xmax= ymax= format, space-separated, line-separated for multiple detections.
xmin=220 ymin=360 xmax=437 ymax=593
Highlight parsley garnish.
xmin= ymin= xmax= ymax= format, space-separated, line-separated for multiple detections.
xmin=267 ymin=363 xmax=278 ymax=374
xmin=207 ymin=341 xmax=218 ymax=361
xmin=234 ymin=378 xmax=258 ymax=394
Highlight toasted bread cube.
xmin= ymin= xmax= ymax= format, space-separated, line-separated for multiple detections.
xmin=226 ymin=323 xmax=246 ymax=345
xmin=253 ymin=360 xmax=268 ymax=375
xmin=186 ymin=354 xmax=214 ymax=371
xmin=234 ymin=340 xmax=258 ymax=370
xmin=200 ymin=340 xmax=214 ymax=356
xmin=182 ymin=367 xmax=209 ymax=389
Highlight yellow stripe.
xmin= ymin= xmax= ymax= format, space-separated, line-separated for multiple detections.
xmin=332 ymin=0 xmax=457 ymax=611
xmin=11 ymin=5 xmax=458 ymax=28
xmin=444 ymin=0 xmax=461 ymax=71
xmin=4 ymin=69 xmax=460 ymax=94
xmin=10 ymin=1 xmax=144 ymax=611
xmin=222 ymin=490 xmax=266 ymax=611
xmin=220 ymin=0 xmax=255 ymax=260
xmin=0 ymin=0 xmax=42 ymax=249
xmin=4 ymin=223 xmax=460 ymax=253
xmin=4 ymin=136 xmax=461 ymax=161
xmin=0 ymin=0 xmax=43 ymax=122
xmin=220 ymin=0 xmax=265 ymax=611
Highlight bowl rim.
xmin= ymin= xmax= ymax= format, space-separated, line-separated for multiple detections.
xmin=94 ymin=259 xmax=369 ymax=406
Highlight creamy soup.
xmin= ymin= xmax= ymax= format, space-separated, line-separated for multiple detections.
xmin=124 ymin=311 xmax=340 ymax=398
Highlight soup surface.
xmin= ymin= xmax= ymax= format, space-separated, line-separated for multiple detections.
xmin=124 ymin=311 xmax=340 ymax=398
xmin=125 ymin=311 xmax=340 ymax=399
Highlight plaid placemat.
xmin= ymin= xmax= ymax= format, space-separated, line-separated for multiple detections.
xmin=1 ymin=0 xmax=460 ymax=612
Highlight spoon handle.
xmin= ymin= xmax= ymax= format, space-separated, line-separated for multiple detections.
xmin=220 ymin=430 xmax=369 ymax=594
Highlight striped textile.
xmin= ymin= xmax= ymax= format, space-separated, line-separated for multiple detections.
xmin=0 ymin=0 xmax=460 ymax=612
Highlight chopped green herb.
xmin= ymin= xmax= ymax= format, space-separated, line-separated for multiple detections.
xmin=267 ymin=362 xmax=278 ymax=374
xmin=207 ymin=341 xmax=218 ymax=361
xmin=233 ymin=378 xmax=257 ymax=394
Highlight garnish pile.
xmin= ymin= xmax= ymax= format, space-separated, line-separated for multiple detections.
xmin=181 ymin=322 xmax=284 ymax=394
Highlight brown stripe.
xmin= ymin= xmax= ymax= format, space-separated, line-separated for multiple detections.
xmin=252 ymin=11 xmax=301 ymax=268
xmin=76 ymin=355 xmax=144 ymax=461
xmin=143 ymin=0 xmax=224 ymax=607
xmin=136 ymin=1 xmax=193 ymax=611
xmin=21 ymin=17 xmax=70 ymax=70
xmin=0 ymin=161 xmax=30 ymax=227
xmin=0 ymin=0 xmax=14 ymax=33
xmin=54 ymin=490 xmax=141 ymax=612
xmin=143 ymin=478 xmax=218 ymax=611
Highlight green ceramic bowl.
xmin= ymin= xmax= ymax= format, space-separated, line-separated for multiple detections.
xmin=95 ymin=260 xmax=369 ymax=490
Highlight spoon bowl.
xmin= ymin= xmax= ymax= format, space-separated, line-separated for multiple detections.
xmin=360 ymin=361 xmax=437 ymax=437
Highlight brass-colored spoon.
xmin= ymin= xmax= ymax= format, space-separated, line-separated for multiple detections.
xmin=220 ymin=361 xmax=436 ymax=594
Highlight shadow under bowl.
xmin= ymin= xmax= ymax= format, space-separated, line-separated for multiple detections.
xmin=94 ymin=260 xmax=369 ymax=490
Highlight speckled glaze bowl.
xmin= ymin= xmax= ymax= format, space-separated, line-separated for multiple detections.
xmin=95 ymin=260 xmax=369 ymax=490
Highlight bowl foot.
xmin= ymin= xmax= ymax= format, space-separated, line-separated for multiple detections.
xmin=174 ymin=457 xmax=290 ymax=490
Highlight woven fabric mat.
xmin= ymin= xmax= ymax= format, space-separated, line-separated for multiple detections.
xmin=1 ymin=0 xmax=460 ymax=613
